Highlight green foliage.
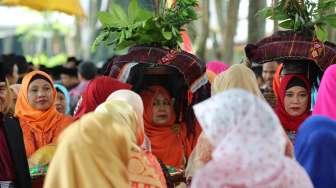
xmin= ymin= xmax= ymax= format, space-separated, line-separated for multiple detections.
xmin=257 ymin=0 xmax=336 ymax=42
xmin=92 ymin=0 xmax=198 ymax=52
xmin=26 ymin=53 xmax=67 ymax=68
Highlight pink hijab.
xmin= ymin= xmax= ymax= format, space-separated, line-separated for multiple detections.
xmin=191 ymin=89 xmax=313 ymax=188
xmin=313 ymin=64 xmax=336 ymax=120
xmin=206 ymin=61 xmax=230 ymax=75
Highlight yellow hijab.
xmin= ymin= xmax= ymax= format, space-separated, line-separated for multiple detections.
xmin=44 ymin=112 xmax=132 ymax=188
xmin=96 ymin=99 xmax=166 ymax=188
xmin=95 ymin=100 xmax=140 ymax=151
xmin=212 ymin=64 xmax=264 ymax=99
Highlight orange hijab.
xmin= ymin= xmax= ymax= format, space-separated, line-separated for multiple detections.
xmin=15 ymin=71 xmax=73 ymax=157
xmin=140 ymin=86 xmax=190 ymax=169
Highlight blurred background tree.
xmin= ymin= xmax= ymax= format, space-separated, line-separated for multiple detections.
xmin=3 ymin=0 xmax=333 ymax=66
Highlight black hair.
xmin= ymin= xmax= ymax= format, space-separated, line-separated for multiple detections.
xmin=78 ymin=62 xmax=97 ymax=80
xmin=250 ymin=65 xmax=263 ymax=77
xmin=0 ymin=54 xmax=17 ymax=78
xmin=60 ymin=67 xmax=78 ymax=77
xmin=14 ymin=55 xmax=28 ymax=74
xmin=29 ymin=74 xmax=53 ymax=86
xmin=286 ymin=76 xmax=307 ymax=90
xmin=67 ymin=57 xmax=81 ymax=66
xmin=0 ymin=60 xmax=6 ymax=82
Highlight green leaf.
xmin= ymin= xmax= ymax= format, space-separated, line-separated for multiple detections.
xmin=134 ymin=9 xmax=153 ymax=22
xmin=91 ymin=32 xmax=109 ymax=52
xmin=279 ymin=20 xmax=294 ymax=29
xmin=162 ymin=29 xmax=172 ymax=40
xmin=318 ymin=0 xmax=336 ymax=10
xmin=128 ymin=0 xmax=138 ymax=22
xmin=257 ymin=7 xmax=274 ymax=18
xmin=294 ymin=14 xmax=301 ymax=31
xmin=323 ymin=14 xmax=336 ymax=27
xmin=116 ymin=40 xmax=135 ymax=50
xmin=109 ymin=4 xmax=129 ymax=26
xmin=270 ymin=9 xmax=289 ymax=20
xmin=315 ymin=25 xmax=328 ymax=42
xmin=97 ymin=12 xmax=114 ymax=26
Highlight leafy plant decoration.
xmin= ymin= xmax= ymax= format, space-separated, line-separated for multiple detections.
xmin=92 ymin=0 xmax=198 ymax=52
xmin=258 ymin=0 xmax=336 ymax=42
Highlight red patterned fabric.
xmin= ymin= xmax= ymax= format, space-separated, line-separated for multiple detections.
xmin=245 ymin=31 xmax=336 ymax=70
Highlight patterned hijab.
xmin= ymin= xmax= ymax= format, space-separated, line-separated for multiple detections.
xmin=191 ymin=89 xmax=313 ymax=188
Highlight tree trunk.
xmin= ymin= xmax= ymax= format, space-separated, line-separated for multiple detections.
xmin=223 ymin=0 xmax=240 ymax=64
xmin=215 ymin=0 xmax=226 ymax=60
xmin=195 ymin=0 xmax=210 ymax=61
xmin=74 ymin=17 xmax=82 ymax=58
xmin=248 ymin=0 xmax=266 ymax=44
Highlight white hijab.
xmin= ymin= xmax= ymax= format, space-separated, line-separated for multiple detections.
xmin=191 ymin=89 xmax=312 ymax=188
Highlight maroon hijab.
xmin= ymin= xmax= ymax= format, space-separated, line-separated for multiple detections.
xmin=275 ymin=74 xmax=311 ymax=131
xmin=73 ymin=76 xmax=132 ymax=119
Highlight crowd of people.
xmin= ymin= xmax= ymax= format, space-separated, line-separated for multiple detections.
xmin=0 ymin=52 xmax=335 ymax=188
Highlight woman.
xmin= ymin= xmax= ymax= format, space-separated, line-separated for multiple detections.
xmin=186 ymin=64 xmax=266 ymax=179
xmin=44 ymin=112 xmax=131 ymax=188
xmin=73 ymin=76 xmax=132 ymax=119
xmin=211 ymin=64 xmax=264 ymax=98
xmin=312 ymin=64 xmax=336 ymax=120
xmin=96 ymin=92 xmax=166 ymax=188
xmin=140 ymin=85 xmax=193 ymax=169
xmin=54 ymin=84 xmax=70 ymax=115
xmin=275 ymin=74 xmax=311 ymax=143
xmin=295 ymin=115 xmax=336 ymax=188
xmin=191 ymin=89 xmax=313 ymax=188
xmin=15 ymin=71 xmax=73 ymax=157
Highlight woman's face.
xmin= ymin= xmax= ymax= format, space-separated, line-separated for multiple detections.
xmin=152 ymin=93 xmax=171 ymax=125
xmin=27 ymin=79 xmax=53 ymax=111
xmin=55 ymin=91 xmax=66 ymax=114
xmin=284 ymin=86 xmax=308 ymax=117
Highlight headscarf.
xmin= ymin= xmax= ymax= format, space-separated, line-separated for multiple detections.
xmin=96 ymin=98 xmax=166 ymax=188
xmin=187 ymin=64 xmax=265 ymax=176
xmin=15 ymin=71 xmax=73 ymax=157
xmin=212 ymin=64 xmax=264 ymax=99
xmin=191 ymin=89 xmax=313 ymax=188
xmin=275 ymin=74 xmax=311 ymax=132
xmin=54 ymin=84 xmax=71 ymax=114
xmin=295 ymin=115 xmax=336 ymax=188
xmin=273 ymin=63 xmax=283 ymax=98
xmin=312 ymin=64 xmax=336 ymax=120
xmin=43 ymin=112 xmax=131 ymax=188
xmin=107 ymin=89 xmax=144 ymax=137
xmin=73 ymin=76 xmax=132 ymax=119
xmin=140 ymin=85 xmax=189 ymax=168
xmin=206 ymin=61 xmax=230 ymax=75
